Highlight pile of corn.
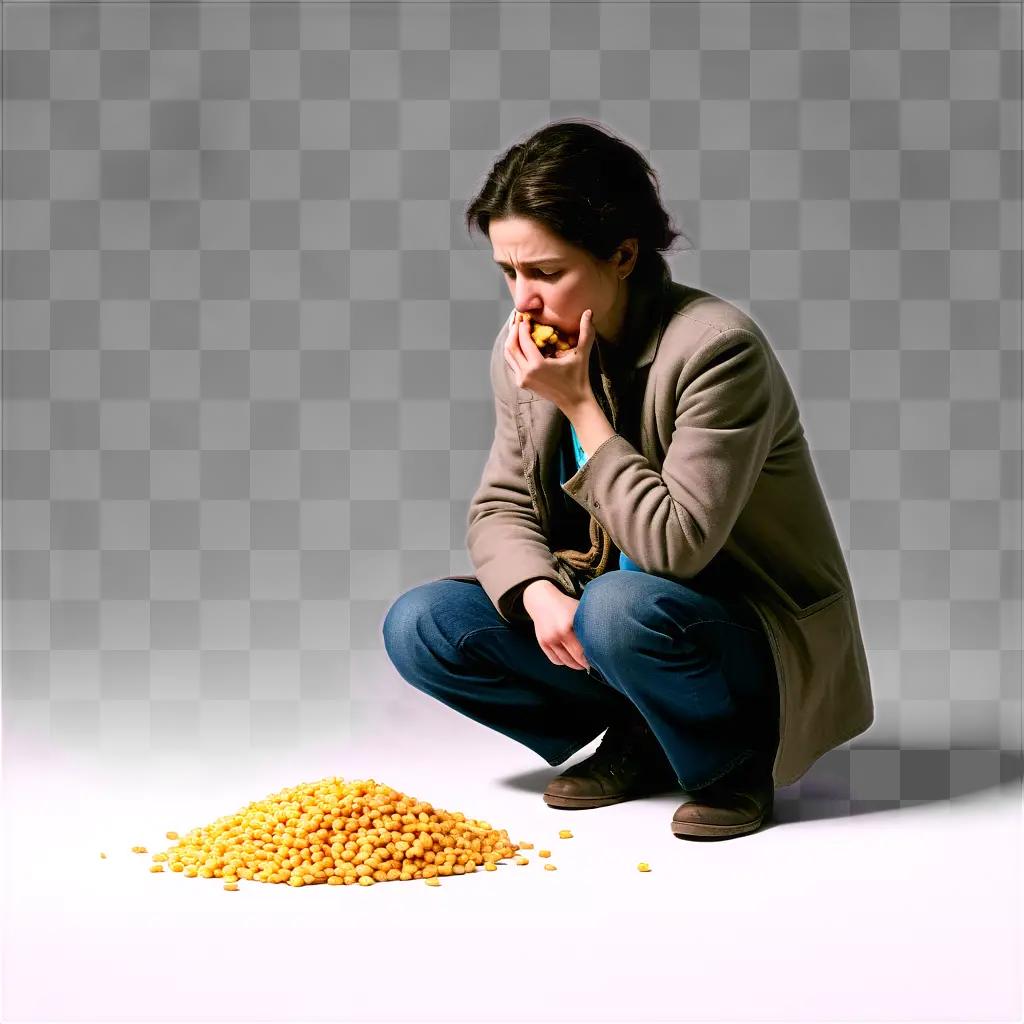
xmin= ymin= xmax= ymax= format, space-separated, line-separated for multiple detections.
xmin=145 ymin=777 xmax=521 ymax=888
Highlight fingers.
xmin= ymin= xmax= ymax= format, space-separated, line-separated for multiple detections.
xmin=542 ymin=640 xmax=589 ymax=672
xmin=570 ymin=643 xmax=590 ymax=672
xmin=505 ymin=311 xmax=522 ymax=378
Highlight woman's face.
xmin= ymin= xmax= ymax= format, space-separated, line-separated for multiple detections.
xmin=488 ymin=216 xmax=637 ymax=345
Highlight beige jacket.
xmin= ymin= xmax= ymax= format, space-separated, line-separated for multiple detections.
xmin=442 ymin=254 xmax=873 ymax=787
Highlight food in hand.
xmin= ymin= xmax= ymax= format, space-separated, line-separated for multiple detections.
xmin=516 ymin=311 xmax=578 ymax=357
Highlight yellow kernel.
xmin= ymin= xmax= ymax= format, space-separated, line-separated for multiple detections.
xmin=151 ymin=853 xmax=168 ymax=862
xmin=425 ymin=878 xmax=440 ymax=886
xmin=358 ymin=876 xmax=374 ymax=886
xmin=638 ymin=862 xmax=651 ymax=872
xmin=518 ymin=841 xmax=534 ymax=849
xmin=171 ymin=863 xmax=184 ymax=872
xmin=149 ymin=864 xmax=164 ymax=873
xmin=538 ymin=849 xmax=551 ymax=858
xmin=224 ymin=882 xmax=239 ymax=891
xmin=131 ymin=846 xmax=147 ymax=854
xmin=99 ymin=852 xmax=107 ymax=859
xmin=166 ymin=831 xmax=179 ymax=840
xmin=544 ymin=863 xmax=557 ymax=871
xmin=515 ymin=856 xmax=529 ymax=866
xmin=558 ymin=830 xmax=573 ymax=839
xmin=485 ymin=862 xmax=497 ymax=871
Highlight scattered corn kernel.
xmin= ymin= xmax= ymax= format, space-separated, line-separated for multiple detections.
xmin=224 ymin=882 xmax=238 ymax=891
xmin=518 ymin=841 xmax=534 ymax=850
xmin=131 ymin=846 xmax=147 ymax=854
xmin=558 ymin=830 xmax=573 ymax=839
xmin=145 ymin=777 xmax=520 ymax=889
xmin=484 ymin=862 xmax=497 ymax=871
xmin=425 ymin=878 xmax=441 ymax=886
xmin=515 ymin=856 xmax=529 ymax=866
xmin=544 ymin=863 xmax=557 ymax=871
xmin=539 ymin=849 xmax=551 ymax=858
xmin=99 ymin=852 xmax=107 ymax=859
xmin=165 ymin=831 xmax=179 ymax=840
xmin=638 ymin=862 xmax=651 ymax=872
xmin=149 ymin=864 xmax=164 ymax=873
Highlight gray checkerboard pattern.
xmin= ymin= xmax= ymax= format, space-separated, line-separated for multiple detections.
xmin=2 ymin=2 xmax=1021 ymax=809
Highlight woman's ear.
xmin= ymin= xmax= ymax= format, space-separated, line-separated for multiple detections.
xmin=615 ymin=238 xmax=639 ymax=279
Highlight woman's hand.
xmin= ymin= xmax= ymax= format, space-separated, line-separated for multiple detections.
xmin=522 ymin=582 xmax=591 ymax=672
xmin=504 ymin=307 xmax=597 ymax=414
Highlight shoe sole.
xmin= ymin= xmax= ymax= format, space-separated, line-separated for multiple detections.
xmin=543 ymin=791 xmax=634 ymax=809
xmin=543 ymin=782 xmax=678 ymax=810
xmin=670 ymin=797 xmax=774 ymax=840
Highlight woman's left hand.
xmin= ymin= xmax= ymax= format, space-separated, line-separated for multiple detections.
xmin=504 ymin=307 xmax=597 ymax=412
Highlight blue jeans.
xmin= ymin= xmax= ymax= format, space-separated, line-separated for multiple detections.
xmin=382 ymin=570 xmax=780 ymax=791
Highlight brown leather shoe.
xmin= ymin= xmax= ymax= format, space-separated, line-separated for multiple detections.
xmin=671 ymin=749 xmax=775 ymax=840
xmin=543 ymin=717 xmax=680 ymax=810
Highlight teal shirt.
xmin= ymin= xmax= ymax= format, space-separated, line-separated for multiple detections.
xmin=567 ymin=423 xmax=642 ymax=574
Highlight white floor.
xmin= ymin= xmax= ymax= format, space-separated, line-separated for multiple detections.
xmin=3 ymin=711 xmax=1021 ymax=1024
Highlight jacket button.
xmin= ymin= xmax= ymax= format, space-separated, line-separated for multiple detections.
xmin=593 ymin=500 xmax=600 ymax=509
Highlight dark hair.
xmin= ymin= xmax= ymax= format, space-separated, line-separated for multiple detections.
xmin=464 ymin=118 xmax=692 ymax=278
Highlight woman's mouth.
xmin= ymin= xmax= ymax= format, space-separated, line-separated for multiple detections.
xmin=516 ymin=312 xmax=579 ymax=355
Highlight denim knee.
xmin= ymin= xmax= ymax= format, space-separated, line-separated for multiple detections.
xmin=381 ymin=585 xmax=431 ymax=668
xmin=572 ymin=572 xmax=639 ymax=657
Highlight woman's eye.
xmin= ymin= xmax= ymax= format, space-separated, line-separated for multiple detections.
xmin=503 ymin=268 xmax=558 ymax=279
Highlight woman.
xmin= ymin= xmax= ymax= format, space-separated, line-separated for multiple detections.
xmin=382 ymin=119 xmax=873 ymax=840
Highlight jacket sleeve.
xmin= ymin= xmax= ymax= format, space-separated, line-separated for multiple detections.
xmin=560 ymin=328 xmax=774 ymax=578
xmin=466 ymin=327 xmax=571 ymax=623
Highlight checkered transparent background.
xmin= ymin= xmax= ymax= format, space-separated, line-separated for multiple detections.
xmin=2 ymin=1 xmax=1021 ymax=804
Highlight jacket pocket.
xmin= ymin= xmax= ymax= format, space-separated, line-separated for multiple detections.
xmin=793 ymin=589 xmax=844 ymax=620
xmin=756 ymin=571 xmax=845 ymax=620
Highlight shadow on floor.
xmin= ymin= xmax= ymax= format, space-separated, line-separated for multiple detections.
xmin=497 ymin=745 xmax=1023 ymax=822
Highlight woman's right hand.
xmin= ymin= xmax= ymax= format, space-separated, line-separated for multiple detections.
xmin=522 ymin=580 xmax=591 ymax=672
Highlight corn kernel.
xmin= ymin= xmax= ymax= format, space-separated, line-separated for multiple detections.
xmin=544 ymin=863 xmax=557 ymax=871
xmin=149 ymin=864 xmax=164 ymax=873
xmin=166 ymin=831 xmax=179 ymax=840
xmin=131 ymin=846 xmax=147 ymax=854
xmin=638 ymin=862 xmax=651 ymax=872
xmin=99 ymin=852 xmax=107 ymax=859
xmin=224 ymin=882 xmax=239 ymax=891
xmin=515 ymin=856 xmax=529 ymax=866
xmin=518 ymin=841 xmax=534 ymax=850
xmin=425 ymin=878 xmax=440 ymax=886
xmin=558 ymin=830 xmax=573 ymax=839
xmin=485 ymin=862 xmax=497 ymax=871
xmin=539 ymin=849 xmax=551 ymax=858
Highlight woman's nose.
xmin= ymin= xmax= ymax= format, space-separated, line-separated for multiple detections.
xmin=514 ymin=282 xmax=539 ymax=311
